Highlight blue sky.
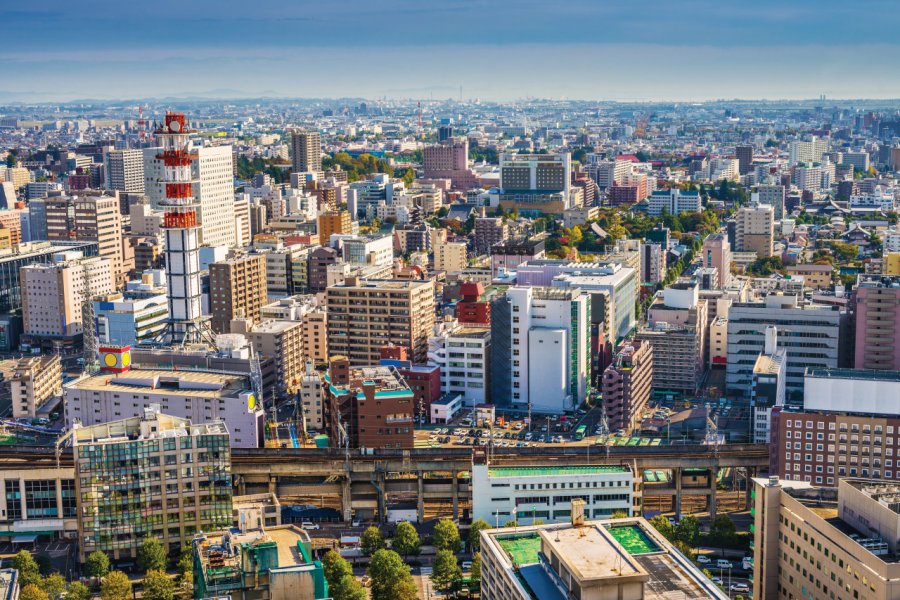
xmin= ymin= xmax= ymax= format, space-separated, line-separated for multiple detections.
xmin=3 ymin=0 xmax=899 ymax=102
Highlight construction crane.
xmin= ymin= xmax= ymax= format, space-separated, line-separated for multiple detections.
xmin=80 ymin=264 xmax=99 ymax=373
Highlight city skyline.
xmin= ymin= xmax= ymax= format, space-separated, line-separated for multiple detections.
xmin=4 ymin=0 xmax=900 ymax=102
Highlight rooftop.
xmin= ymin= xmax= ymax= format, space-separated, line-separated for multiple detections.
xmin=66 ymin=368 xmax=252 ymax=398
xmin=806 ymin=367 xmax=900 ymax=382
xmin=488 ymin=465 xmax=630 ymax=478
xmin=73 ymin=411 xmax=228 ymax=446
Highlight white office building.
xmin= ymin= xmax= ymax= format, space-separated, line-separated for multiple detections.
xmin=427 ymin=321 xmax=490 ymax=406
xmin=646 ymin=189 xmax=702 ymax=216
xmin=472 ymin=463 xmax=636 ymax=526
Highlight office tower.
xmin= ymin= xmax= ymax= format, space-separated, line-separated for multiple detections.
xmin=853 ymin=275 xmax=900 ymax=370
xmin=701 ymin=233 xmax=732 ymax=289
xmin=490 ymin=287 xmax=589 ymax=413
xmin=290 ymin=130 xmax=322 ymax=173
xmin=498 ymin=152 xmax=573 ymax=215
xmin=602 ymin=339 xmax=653 ymax=433
xmin=104 ymin=149 xmax=145 ymax=193
xmin=326 ymin=277 xmax=435 ymax=365
xmin=307 ymin=246 xmax=338 ymax=294
xmin=756 ymin=184 xmax=785 ymax=219
xmin=28 ymin=198 xmax=47 ymax=240
xmin=474 ymin=217 xmax=508 ymax=254
xmin=324 ymin=357 xmax=415 ymax=449
xmin=73 ymin=407 xmax=232 ymax=562
xmin=789 ymin=136 xmax=830 ymax=165
xmin=841 ymin=151 xmax=870 ymax=172
xmin=209 ymin=253 xmax=268 ymax=334
xmin=736 ymin=144 xmax=753 ymax=175
xmin=21 ymin=252 xmax=114 ymax=344
xmin=10 ymin=355 xmax=62 ymax=419
xmin=437 ymin=124 xmax=453 ymax=142
xmin=245 ymin=320 xmax=304 ymax=398
xmin=193 ymin=525 xmax=327 ymax=600
xmin=735 ymin=204 xmax=774 ymax=258
xmin=317 ymin=210 xmax=353 ymax=243
xmin=434 ymin=241 xmax=467 ymax=273
xmin=472 ymin=465 xmax=635 ymax=526
xmin=646 ymin=189 xmax=702 ymax=216
xmin=635 ymin=283 xmax=708 ymax=395
xmin=726 ymin=294 xmax=846 ymax=393
xmin=422 ymin=138 xmax=477 ymax=190
xmin=73 ymin=195 xmax=126 ymax=282
xmin=750 ymin=326 xmax=786 ymax=443
xmin=480 ymin=515 xmax=728 ymax=600
xmin=640 ymin=242 xmax=665 ymax=284
xmin=155 ymin=113 xmax=209 ymax=345
xmin=751 ymin=477 xmax=900 ymax=600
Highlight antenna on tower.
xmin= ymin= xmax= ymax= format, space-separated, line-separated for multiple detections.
xmin=137 ymin=105 xmax=147 ymax=145
xmin=417 ymin=101 xmax=423 ymax=131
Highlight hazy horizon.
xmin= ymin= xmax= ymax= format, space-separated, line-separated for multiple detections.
xmin=4 ymin=0 xmax=900 ymax=103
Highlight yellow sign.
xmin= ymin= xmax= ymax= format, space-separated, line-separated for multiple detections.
xmin=247 ymin=394 xmax=256 ymax=410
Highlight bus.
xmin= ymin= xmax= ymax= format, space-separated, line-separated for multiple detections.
xmin=574 ymin=425 xmax=587 ymax=440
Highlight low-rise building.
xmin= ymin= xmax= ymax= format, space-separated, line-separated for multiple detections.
xmin=10 ymin=354 xmax=62 ymax=418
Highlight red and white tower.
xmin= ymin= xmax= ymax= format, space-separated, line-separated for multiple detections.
xmin=155 ymin=112 xmax=210 ymax=345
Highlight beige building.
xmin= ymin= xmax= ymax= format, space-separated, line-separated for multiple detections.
xmin=10 ymin=355 xmax=62 ymax=418
xmin=21 ymin=253 xmax=114 ymax=340
xmin=317 ymin=210 xmax=353 ymax=243
xmin=299 ymin=363 xmax=325 ymax=431
xmin=753 ymin=477 xmax=900 ymax=600
xmin=247 ymin=320 xmax=305 ymax=397
xmin=291 ymin=130 xmax=322 ymax=174
xmin=46 ymin=194 xmax=126 ymax=282
xmin=0 ymin=466 xmax=78 ymax=540
xmin=326 ymin=277 xmax=436 ymax=365
xmin=434 ymin=241 xmax=467 ymax=273
xmin=73 ymin=409 xmax=232 ymax=562
xmin=210 ymin=253 xmax=268 ymax=334
xmin=735 ymin=204 xmax=775 ymax=258
xmin=786 ymin=263 xmax=833 ymax=289
xmin=104 ymin=149 xmax=145 ymax=193
xmin=302 ymin=309 xmax=328 ymax=365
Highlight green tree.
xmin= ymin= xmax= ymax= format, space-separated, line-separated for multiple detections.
xmin=331 ymin=574 xmax=367 ymax=600
xmin=20 ymin=584 xmax=49 ymax=600
xmin=830 ymin=241 xmax=859 ymax=262
xmin=433 ymin=519 xmax=462 ymax=553
xmin=175 ymin=546 xmax=192 ymax=576
xmin=141 ymin=570 xmax=174 ymax=600
xmin=391 ymin=522 xmax=420 ymax=558
xmin=431 ymin=549 xmax=462 ymax=592
xmin=321 ymin=549 xmax=353 ymax=587
xmin=367 ymin=550 xmax=417 ymax=600
xmin=468 ymin=519 xmax=491 ymax=552
xmin=11 ymin=551 xmax=41 ymax=588
xmin=709 ymin=514 xmax=737 ymax=549
xmin=401 ymin=167 xmax=415 ymax=186
xmin=611 ymin=509 xmax=629 ymax=519
xmin=100 ymin=571 xmax=132 ymax=600
xmin=84 ymin=550 xmax=111 ymax=579
xmin=66 ymin=581 xmax=92 ymax=600
xmin=178 ymin=570 xmax=193 ymax=597
xmin=321 ymin=550 xmax=366 ymax=600
xmin=504 ymin=519 xmax=518 ymax=528
xmin=675 ymin=515 xmax=701 ymax=547
xmin=471 ymin=551 xmax=482 ymax=582
xmin=648 ymin=515 xmax=676 ymax=541
xmin=137 ymin=537 xmax=168 ymax=573
xmin=361 ymin=526 xmax=386 ymax=556
xmin=673 ymin=539 xmax=696 ymax=560
xmin=40 ymin=573 xmax=67 ymax=599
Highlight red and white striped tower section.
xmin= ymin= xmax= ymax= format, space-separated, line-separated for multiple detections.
xmin=156 ymin=112 xmax=208 ymax=345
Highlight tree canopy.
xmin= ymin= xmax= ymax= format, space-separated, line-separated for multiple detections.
xmin=367 ymin=550 xmax=417 ymax=600
xmin=391 ymin=522 xmax=421 ymax=558
xmin=468 ymin=519 xmax=491 ymax=552
xmin=433 ymin=519 xmax=462 ymax=553
xmin=431 ymin=549 xmax=462 ymax=591
xmin=141 ymin=570 xmax=175 ymax=600
xmin=84 ymin=550 xmax=111 ymax=578
xmin=100 ymin=571 xmax=133 ymax=600
xmin=361 ymin=526 xmax=386 ymax=556
xmin=137 ymin=537 xmax=168 ymax=573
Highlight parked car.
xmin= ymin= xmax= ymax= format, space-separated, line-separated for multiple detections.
xmin=351 ymin=519 xmax=361 ymax=527
xmin=461 ymin=561 xmax=473 ymax=570
xmin=716 ymin=559 xmax=733 ymax=569
xmin=301 ymin=521 xmax=319 ymax=530
xmin=696 ymin=555 xmax=711 ymax=565
xmin=730 ymin=583 xmax=750 ymax=593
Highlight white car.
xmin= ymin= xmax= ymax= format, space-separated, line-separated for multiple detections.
xmin=696 ymin=555 xmax=711 ymax=565
xmin=730 ymin=583 xmax=750 ymax=593
xmin=461 ymin=560 xmax=472 ymax=570
xmin=301 ymin=521 xmax=320 ymax=530
xmin=716 ymin=559 xmax=733 ymax=569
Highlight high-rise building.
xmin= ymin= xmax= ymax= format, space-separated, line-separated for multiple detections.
xmin=726 ymin=294 xmax=846 ymax=393
xmin=498 ymin=152 xmax=573 ymax=215
xmin=209 ymin=253 xmax=268 ymax=334
xmin=324 ymin=357 xmax=415 ymax=449
xmin=735 ymin=144 xmax=753 ymax=175
xmin=854 ymin=275 xmax=900 ymax=371
xmin=602 ymin=339 xmax=653 ymax=433
xmin=750 ymin=326 xmax=786 ymax=443
xmin=427 ymin=321 xmax=491 ymax=406
xmin=640 ymin=242 xmax=665 ymax=284
xmin=789 ymin=136 xmax=830 ymax=165
xmin=0 ymin=241 xmax=98 ymax=315
xmin=422 ymin=139 xmax=477 ymax=190
xmin=751 ymin=477 xmax=900 ymax=600
xmin=756 ymin=184 xmax=786 ymax=219
xmin=74 ymin=195 xmax=126 ymax=282
xmin=646 ymin=189 xmax=702 ymax=216
xmin=735 ymin=204 xmax=774 ymax=258
xmin=94 ymin=276 xmax=169 ymax=346
xmin=474 ymin=217 xmax=508 ymax=254
xmin=306 ymin=246 xmax=338 ymax=294
xmin=480 ymin=515 xmax=728 ymax=600
xmin=326 ymin=277 xmax=435 ymax=365
xmin=73 ymin=407 xmax=232 ymax=562
xmin=434 ymin=241 xmax=467 ymax=273
xmin=21 ymin=252 xmax=114 ymax=343
xmin=104 ymin=149 xmax=145 ymax=193
xmin=317 ymin=210 xmax=353 ymax=243
xmin=701 ymin=233 xmax=732 ymax=289
xmin=246 ymin=319 xmax=305 ymax=398
xmin=491 ymin=287 xmax=590 ymax=412
xmin=635 ymin=283 xmax=708 ymax=395
xmin=290 ymin=130 xmax=322 ymax=174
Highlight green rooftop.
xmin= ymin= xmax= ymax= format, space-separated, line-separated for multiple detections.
xmin=497 ymin=533 xmax=542 ymax=566
xmin=488 ymin=465 xmax=629 ymax=478
xmin=606 ymin=524 xmax=661 ymax=556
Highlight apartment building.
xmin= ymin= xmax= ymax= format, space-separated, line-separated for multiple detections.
xmin=290 ymin=130 xmax=322 ymax=174
xmin=427 ymin=321 xmax=490 ymax=406
xmin=646 ymin=189 xmax=702 ymax=216
xmin=209 ymin=253 xmax=268 ymax=334
xmin=602 ymin=339 xmax=653 ymax=434
xmin=325 ymin=277 xmax=435 ymax=365
xmin=317 ymin=210 xmax=353 ymax=243
xmin=73 ymin=408 xmax=232 ymax=562
xmin=10 ymin=354 xmax=62 ymax=418
xmin=246 ymin=320 xmax=304 ymax=398
xmin=435 ymin=241 xmax=467 ymax=273
xmin=854 ymin=275 xmax=900 ymax=371
xmin=474 ymin=217 xmax=508 ymax=254
xmin=104 ymin=149 xmax=145 ymax=193
xmin=701 ymin=233 xmax=733 ymax=289
xmin=735 ymin=204 xmax=774 ymax=258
